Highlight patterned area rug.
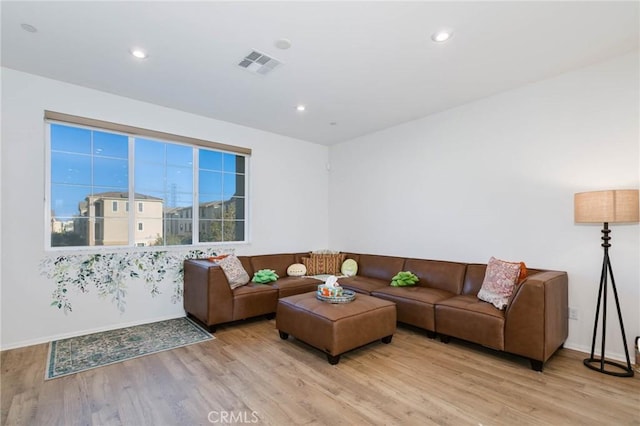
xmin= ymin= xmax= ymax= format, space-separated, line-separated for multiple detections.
xmin=46 ymin=317 xmax=214 ymax=379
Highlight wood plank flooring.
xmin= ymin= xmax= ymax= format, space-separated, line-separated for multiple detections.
xmin=2 ymin=318 xmax=639 ymax=425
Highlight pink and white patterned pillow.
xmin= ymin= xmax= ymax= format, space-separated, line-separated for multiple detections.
xmin=477 ymin=257 xmax=522 ymax=310
xmin=217 ymin=255 xmax=250 ymax=289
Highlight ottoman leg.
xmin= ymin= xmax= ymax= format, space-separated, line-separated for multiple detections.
xmin=327 ymin=354 xmax=341 ymax=365
xmin=279 ymin=331 xmax=289 ymax=340
xmin=381 ymin=335 xmax=393 ymax=344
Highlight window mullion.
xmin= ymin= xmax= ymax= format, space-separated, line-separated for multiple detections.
xmin=244 ymin=156 xmax=250 ymax=244
xmin=193 ymin=147 xmax=199 ymax=244
xmin=128 ymin=136 xmax=135 ymax=246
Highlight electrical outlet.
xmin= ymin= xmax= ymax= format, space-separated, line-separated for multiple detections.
xmin=569 ymin=308 xmax=579 ymax=320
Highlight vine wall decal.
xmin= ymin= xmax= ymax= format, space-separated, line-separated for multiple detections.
xmin=39 ymin=248 xmax=233 ymax=314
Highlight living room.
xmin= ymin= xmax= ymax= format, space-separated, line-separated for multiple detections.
xmin=1 ymin=1 xmax=639 ymax=425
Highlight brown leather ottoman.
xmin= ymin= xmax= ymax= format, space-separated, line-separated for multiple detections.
xmin=276 ymin=292 xmax=396 ymax=364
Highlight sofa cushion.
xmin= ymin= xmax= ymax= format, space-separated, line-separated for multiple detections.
xmin=435 ymin=295 xmax=505 ymax=350
xmin=404 ymin=258 xmax=466 ymax=294
xmin=338 ymin=276 xmax=388 ymax=295
xmin=462 ymin=264 xmax=487 ymax=295
xmin=302 ymin=253 xmax=345 ymax=275
xmin=232 ymin=283 xmax=278 ymax=320
xmin=237 ymin=256 xmax=254 ymax=277
xmin=218 ymin=255 xmax=250 ymax=289
xmin=250 ymin=254 xmax=295 ymax=277
xmin=372 ymin=286 xmax=455 ymax=331
xmin=272 ymin=276 xmax=322 ymax=298
xmin=477 ymin=257 xmax=522 ymax=309
xmin=342 ymin=253 xmax=361 ymax=263
xmin=357 ymin=254 xmax=406 ymax=281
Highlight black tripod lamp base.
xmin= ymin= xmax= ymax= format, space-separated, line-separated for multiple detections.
xmin=583 ymin=357 xmax=634 ymax=377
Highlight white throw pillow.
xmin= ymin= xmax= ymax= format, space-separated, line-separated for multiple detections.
xmin=287 ymin=263 xmax=307 ymax=277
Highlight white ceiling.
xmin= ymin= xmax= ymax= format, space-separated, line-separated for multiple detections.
xmin=2 ymin=1 xmax=638 ymax=145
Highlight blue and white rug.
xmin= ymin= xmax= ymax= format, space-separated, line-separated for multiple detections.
xmin=46 ymin=317 xmax=214 ymax=379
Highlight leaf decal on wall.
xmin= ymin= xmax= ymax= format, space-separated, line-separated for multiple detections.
xmin=39 ymin=248 xmax=233 ymax=314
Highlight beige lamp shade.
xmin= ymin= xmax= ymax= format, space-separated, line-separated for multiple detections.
xmin=574 ymin=189 xmax=639 ymax=224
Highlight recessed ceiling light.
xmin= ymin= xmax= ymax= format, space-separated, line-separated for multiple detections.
xmin=275 ymin=38 xmax=292 ymax=50
xmin=130 ymin=48 xmax=148 ymax=59
xmin=20 ymin=23 xmax=37 ymax=33
xmin=431 ymin=30 xmax=453 ymax=43
xmin=296 ymin=105 xmax=306 ymax=112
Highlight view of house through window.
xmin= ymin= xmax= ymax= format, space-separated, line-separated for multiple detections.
xmin=48 ymin=121 xmax=248 ymax=248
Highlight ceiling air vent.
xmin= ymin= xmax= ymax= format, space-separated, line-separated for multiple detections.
xmin=238 ymin=50 xmax=281 ymax=75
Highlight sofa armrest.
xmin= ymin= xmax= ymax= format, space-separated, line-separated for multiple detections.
xmin=183 ymin=259 xmax=234 ymax=327
xmin=504 ymin=271 xmax=568 ymax=363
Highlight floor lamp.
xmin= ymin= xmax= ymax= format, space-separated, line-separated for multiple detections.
xmin=574 ymin=189 xmax=639 ymax=377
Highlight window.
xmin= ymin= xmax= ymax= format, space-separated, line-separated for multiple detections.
xmin=198 ymin=149 xmax=246 ymax=242
xmin=46 ymin=112 xmax=250 ymax=249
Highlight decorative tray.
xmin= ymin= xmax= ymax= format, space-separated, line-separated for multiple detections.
xmin=316 ymin=289 xmax=356 ymax=304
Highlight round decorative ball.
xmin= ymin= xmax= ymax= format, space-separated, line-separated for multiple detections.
xmin=287 ymin=263 xmax=307 ymax=277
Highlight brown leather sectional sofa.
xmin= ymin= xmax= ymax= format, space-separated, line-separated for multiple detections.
xmin=183 ymin=251 xmax=568 ymax=371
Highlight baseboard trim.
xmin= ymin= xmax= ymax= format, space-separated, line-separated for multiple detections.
xmin=561 ymin=342 xmax=629 ymax=363
xmin=0 ymin=312 xmax=187 ymax=351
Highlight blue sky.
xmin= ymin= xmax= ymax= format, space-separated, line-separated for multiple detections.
xmin=50 ymin=123 xmax=243 ymax=219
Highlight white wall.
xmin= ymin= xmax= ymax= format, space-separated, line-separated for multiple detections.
xmin=329 ymin=52 xmax=640 ymax=361
xmin=0 ymin=68 xmax=329 ymax=349
xmin=3 ymin=52 xmax=639 ymax=359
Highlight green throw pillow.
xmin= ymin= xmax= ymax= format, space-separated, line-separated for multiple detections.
xmin=252 ymin=269 xmax=279 ymax=284
xmin=390 ymin=271 xmax=419 ymax=287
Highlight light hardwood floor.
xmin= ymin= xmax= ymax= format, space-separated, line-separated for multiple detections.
xmin=2 ymin=319 xmax=639 ymax=425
